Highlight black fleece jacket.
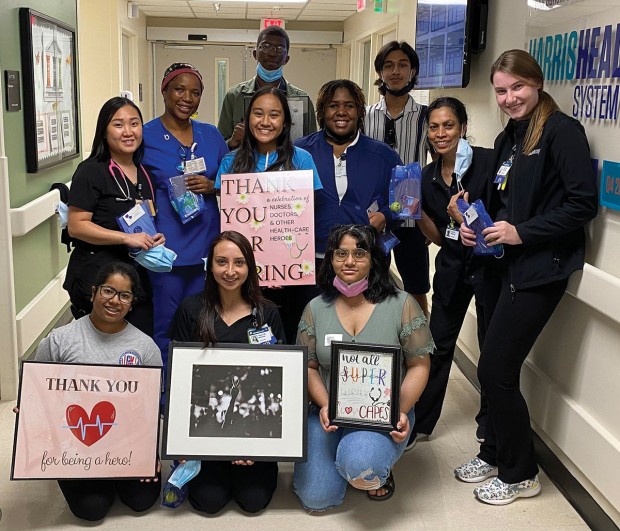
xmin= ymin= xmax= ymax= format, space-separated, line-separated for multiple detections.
xmin=488 ymin=111 xmax=598 ymax=290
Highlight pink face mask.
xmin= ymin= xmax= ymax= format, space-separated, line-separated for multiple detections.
xmin=333 ymin=276 xmax=369 ymax=297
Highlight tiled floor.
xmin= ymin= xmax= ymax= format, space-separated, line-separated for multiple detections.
xmin=0 ymin=366 xmax=591 ymax=530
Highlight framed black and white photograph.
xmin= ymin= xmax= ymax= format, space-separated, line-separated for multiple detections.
xmin=328 ymin=341 xmax=401 ymax=432
xmin=162 ymin=343 xmax=307 ymax=461
xmin=243 ymin=94 xmax=309 ymax=141
xmin=19 ymin=8 xmax=80 ymax=173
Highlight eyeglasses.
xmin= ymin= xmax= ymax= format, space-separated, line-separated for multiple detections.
xmin=384 ymin=117 xmax=398 ymax=148
xmin=98 ymin=285 xmax=134 ymax=304
xmin=258 ymin=43 xmax=287 ymax=56
xmin=333 ymin=248 xmax=370 ymax=262
xmin=176 ymin=144 xmax=197 ymax=173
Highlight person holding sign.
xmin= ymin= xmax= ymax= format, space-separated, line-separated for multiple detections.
xmin=410 ymin=97 xmax=496 ymax=448
xmin=455 ymin=50 xmax=597 ymax=505
xmin=215 ymin=86 xmax=321 ymax=343
xmin=142 ymin=63 xmax=229 ymax=370
xmin=63 ymin=97 xmax=164 ymax=336
xmin=35 ymin=262 xmax=162 ymax=521
xmin=293 ymin=225 xmax=433 ymax=507
xmin=169 ymin=231 xmax=286 ymax=514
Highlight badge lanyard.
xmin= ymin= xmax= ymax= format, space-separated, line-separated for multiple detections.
xmin=494 ymin=145 xmax=516 ymax=190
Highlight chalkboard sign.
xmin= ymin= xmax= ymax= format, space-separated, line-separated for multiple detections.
xmin=328 ymin=342 xmax=401 ymax=432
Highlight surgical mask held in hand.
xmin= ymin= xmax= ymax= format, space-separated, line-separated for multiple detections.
xmin=132 ymin=245 xmax=177 ymax=273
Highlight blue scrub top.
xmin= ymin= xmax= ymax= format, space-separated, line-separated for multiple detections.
xmin=142 ymin=118 xmax=229 ymax=266
xmin=214 ymin=146 xmax=322 ymax=190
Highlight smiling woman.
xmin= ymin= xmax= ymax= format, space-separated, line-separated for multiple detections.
xmin=63 ymin=97 xmax=164 ymax=336
xmin=142 ymin=62 xmax=229 ymax=374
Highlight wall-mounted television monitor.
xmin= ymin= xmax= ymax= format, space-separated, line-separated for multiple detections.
xmin=415 ymin=0 xmax=488 ymax=89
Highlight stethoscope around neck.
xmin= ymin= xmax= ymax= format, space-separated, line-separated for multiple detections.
xmin=108 ymin=159 xmax=155 ymax=203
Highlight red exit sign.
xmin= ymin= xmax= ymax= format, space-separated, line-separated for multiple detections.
xmin=261 ymin=18 xmax=285 ymax=30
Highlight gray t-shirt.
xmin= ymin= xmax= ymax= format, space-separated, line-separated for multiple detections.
xmin=35 ymin=316 xmax=162 ymax=367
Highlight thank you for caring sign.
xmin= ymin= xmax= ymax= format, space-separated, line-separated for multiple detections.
xmin=329 ymin=342 xmax=401 ymax=432
xmin=12 ymin=362 xmax=161 ymax=480
xmin=219 ymin=170 xmax=315 ymax=287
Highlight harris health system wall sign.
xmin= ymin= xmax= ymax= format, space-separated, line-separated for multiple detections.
xmin=527 ymin=8 xmax=620 ymax=211
xmin=528 ymin=20 xmax=620 ymax=121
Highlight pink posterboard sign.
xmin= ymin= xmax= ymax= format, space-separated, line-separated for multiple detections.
xmin=220 ymin=170 xmax=316 ymax=287
xmin=11 ymin=362 xmax=161 ymax=480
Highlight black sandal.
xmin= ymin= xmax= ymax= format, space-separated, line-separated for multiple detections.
xmin=367 ymin=471 xmax=395 ymax=501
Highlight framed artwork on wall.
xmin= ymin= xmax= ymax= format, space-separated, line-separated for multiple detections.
xmin=19 ymin=8 xmax=80 ymax=173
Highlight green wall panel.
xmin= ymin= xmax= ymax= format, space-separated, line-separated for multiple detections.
xmin=0 ymin=0 xmax=79 ymax=313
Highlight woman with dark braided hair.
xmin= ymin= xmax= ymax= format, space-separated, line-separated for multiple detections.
xmin=296 ymin=80 xmax=402 ymax=257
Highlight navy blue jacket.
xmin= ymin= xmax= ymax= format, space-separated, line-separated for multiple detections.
xmin=295 ymin=131 xmax=402 ymax=253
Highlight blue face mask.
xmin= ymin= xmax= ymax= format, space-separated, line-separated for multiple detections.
xmin=56 ymin=201 xmax=69 ymax=229
xmin=455 ymin=138 xmax=473 ymax=184
xmin=256 ymin=62 xmax=284 ymax=83
xmin=132 ymin=245 xmax=177 ymax=273
xmin=162 ymin=460 xmax=201 ymax=508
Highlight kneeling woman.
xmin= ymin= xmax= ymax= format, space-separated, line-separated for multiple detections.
xmin=169 ymin=231 xmax=286 ymax=514
xmin=35 ymin=262 xmax=162 ymax=521
xmin=293 ymin=225 xmax=433 ymax=508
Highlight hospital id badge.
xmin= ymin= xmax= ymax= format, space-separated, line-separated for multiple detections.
xmin=445 ymin=227 xmax=459 ymax=240
xmin=184 ymin=157 xmax=207 ymax=174
xmin=247 ymin=324 xmax=276 ymax=345
xmin=494 ymin=161 xmax=511 ymax=185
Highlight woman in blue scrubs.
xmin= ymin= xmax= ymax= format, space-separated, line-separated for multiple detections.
xmin=142 ymin=63 xmax=229 ymax=370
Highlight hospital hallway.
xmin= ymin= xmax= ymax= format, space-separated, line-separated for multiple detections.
xmin=0 ymin=365 xmax=593 ymax=531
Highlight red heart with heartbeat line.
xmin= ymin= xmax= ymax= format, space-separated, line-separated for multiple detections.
xmin=66 ymin=401 xmax=116 ymax=447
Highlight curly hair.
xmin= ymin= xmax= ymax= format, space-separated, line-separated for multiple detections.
xmin=315 ymin=79 xmax=366 ymax=132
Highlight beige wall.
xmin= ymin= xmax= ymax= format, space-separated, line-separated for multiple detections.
xmin=77 ymin=0 xmax=152 ymax=154
xmin=345 ymin=0 xmax=620 ymax=524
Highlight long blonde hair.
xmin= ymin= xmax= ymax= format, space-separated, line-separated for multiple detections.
xmin=490 ymin=49 xmax=559 ymax=155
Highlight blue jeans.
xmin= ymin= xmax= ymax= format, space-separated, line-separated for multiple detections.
xmin=293 ymin=406 xmax=414 ymax=510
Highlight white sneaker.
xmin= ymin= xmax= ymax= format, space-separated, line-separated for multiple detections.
xmin=474 ymin=475 xmax=541 ymax=505
xmin=404 ymin=433 xmax=429 ymax=452
xmin=454 ymin=457 xmax=498 ymax=483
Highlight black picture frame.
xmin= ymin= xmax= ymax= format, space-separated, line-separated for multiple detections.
xmin=243 ymin=94 xmax=310 ymax=141
xmin=328 ymin=341 xmax=401 ymax=432
xmin=162 ymin=342 xmax=308 ymax=461
xmin=19 ymin=8 xmax=80 ymax=173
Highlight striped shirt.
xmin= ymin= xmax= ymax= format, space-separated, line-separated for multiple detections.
xmin=366 ymin=95 xmax=428 ymax=165
xmin=366 ymin=95 xmax=428 ymax=226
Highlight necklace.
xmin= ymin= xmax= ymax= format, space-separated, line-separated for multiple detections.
xmin=341 ymin=297 xmax=366 ymax=310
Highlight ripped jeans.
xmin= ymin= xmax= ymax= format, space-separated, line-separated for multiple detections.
xmin=292 ymin=405 xmax=414 ymax=510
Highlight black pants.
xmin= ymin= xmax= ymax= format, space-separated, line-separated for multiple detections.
xmin=66 ymin=249 xmax=154 ymax=336
xmin=392 ymin=226 xmax=430 ymax=295
xmin=477 ymin=275 xmax=567 ymax=484
xmin=263 ymin=284 xmax=320 ymax=345
xmin=58 ymin=476 xmax=161 ymax=521
xmin=188 ymin=461 xmax=278 ymax=514
xmin=413 ymin=269 xmax=497 ymax=437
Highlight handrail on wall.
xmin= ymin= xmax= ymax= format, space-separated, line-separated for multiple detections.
xmin=10 ymin=180 xmax=71 ymax=237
